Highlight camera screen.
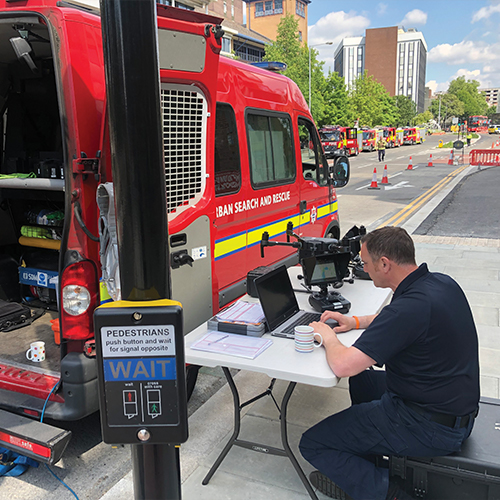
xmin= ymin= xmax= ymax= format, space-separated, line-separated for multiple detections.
xmin=311 ymin=259 xmax=337 ymax=283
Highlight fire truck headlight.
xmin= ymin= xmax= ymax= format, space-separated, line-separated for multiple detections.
xmin=63 ymin=285 xmax=91 ymax=316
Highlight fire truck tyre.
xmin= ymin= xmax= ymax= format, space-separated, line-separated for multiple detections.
xmin=186 ymin=364 xmax=201 ymax=401
xmin=370 ymin=145 xmax=374 ymax=152
xmin=355 ymin=148 xmax=359 ymax=156
xmin=324 ymin=224 xmax=340 ymax=240
xmin=343 ymin=147 xmax=348 ymax=156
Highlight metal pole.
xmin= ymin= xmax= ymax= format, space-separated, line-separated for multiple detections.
xmin=438 ymin=95 xmax=441 ymax=129
xmin=100 ymin=1 xmax=180 ymax=498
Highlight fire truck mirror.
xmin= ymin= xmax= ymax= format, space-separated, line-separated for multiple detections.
xmin=330 ymin=156 xmax=350 ymax=188
xmin=93 ymin=301 xmax=188 ymax=445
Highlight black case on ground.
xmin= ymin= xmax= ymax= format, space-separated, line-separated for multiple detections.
xmin=390 ymin=397 xmax=500 ymax=499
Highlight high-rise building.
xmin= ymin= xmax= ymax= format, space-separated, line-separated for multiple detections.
xmin=480 ymin=88 xmax=500 ymax=108
xmin=334 ymin=26 xmax=428 ymax=113
xmin=245 ymin=0 xmax=310 ymax=45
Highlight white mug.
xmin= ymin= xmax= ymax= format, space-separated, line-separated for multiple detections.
xmin=294 ymin=326 xmax=323 ymax=353
xmin=26 ymin=341 xmax=46 ymax=362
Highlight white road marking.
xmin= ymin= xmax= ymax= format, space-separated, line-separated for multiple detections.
xmin=384 ymin=181 xmax=414 ymax=191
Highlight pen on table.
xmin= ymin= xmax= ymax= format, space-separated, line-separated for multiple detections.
xmin=209 ymin=335 xmax=229 ymax=345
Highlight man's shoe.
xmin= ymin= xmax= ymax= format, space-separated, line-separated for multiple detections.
xmin=308 ymin=471 xmax=353 ymax=499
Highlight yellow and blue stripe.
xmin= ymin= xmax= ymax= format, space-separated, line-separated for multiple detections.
xmin=214 ymin=200 xmax=338 ymax=261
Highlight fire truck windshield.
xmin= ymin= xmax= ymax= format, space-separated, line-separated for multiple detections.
xmin=320 ymin=130 xmax=341 ymax=142
xmin=404 ymin=129 xmax=411 ymax=136
xmin=362 ymin=131 xmax=372 ymax=140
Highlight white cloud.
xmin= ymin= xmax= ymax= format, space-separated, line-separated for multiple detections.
xmin=400 ymin=9 xmax=428 ymax=27
xmin=308 ymin=10 xmax=370 ymax=48
xmin=428 ymin=40 xmax=499 ymax=65
xmin=426 ymin=80 xmax=448 ymax=94
xmin=472 ymin=3 xmax=500 ymax=23
xmin=308 ymin=10 xmax=370 ymax=72
xmin=377 ymin=3 xmax=388 ymax=16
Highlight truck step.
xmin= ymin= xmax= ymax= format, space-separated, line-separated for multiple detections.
xmin=0 ymin=409 xmax=71 ymax=464
xmin=0 ymin=362 xmax=64 ymax=402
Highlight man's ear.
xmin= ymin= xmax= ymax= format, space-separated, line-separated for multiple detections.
xmin=380 ymin=256 xmax=391 ymax=272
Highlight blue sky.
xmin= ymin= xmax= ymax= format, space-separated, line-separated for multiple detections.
xmin=307 ymin=0 xmax=500 ymax=94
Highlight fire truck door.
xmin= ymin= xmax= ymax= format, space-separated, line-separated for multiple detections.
xmin=170 ymin=216 xmax=213 ymax=334
xmin=298 ymin=117 xmax=331 ymax=237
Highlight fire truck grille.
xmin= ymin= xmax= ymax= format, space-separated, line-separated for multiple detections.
xmin=161 ymin=84 xmax=207 ymax=217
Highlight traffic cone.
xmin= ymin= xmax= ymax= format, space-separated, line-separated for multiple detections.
xmin=427 ymin=153 xmax=434 ymax=167
xmin=448 ymin=150 xmax=454 ymax=165
xmin=368 ymin=168 xmax=380 ymax=190
xmin=407 ymin=156 xmax=413 ymax=170
xmin=492 ymin=142 xmax=495 ymax=149
xmin=381 ymin=164 xmax=391 ymax=185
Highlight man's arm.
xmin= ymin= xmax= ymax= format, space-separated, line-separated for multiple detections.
xmin=311 ymin=321 xmax=377 ymax=378
xmin=319 ymin=311 xmax=377 ymax=333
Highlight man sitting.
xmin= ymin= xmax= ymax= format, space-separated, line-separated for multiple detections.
xmin=300 ymin=226 xmax=479 ymax=500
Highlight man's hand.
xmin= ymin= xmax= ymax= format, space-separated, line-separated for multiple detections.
xmin=319 ymin=311 xmax=356 ymax=333
xmin=310 ymin=320 xmax=338 ymax=345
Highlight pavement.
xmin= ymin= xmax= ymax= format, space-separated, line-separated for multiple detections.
xmin=99 ymin=162 xmax=500 ymax=500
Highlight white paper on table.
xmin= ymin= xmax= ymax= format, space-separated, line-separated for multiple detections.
xmin=215 ymin=301 xmax=265 ymax=325
xmin=190 ymin=331 xmax=272 ymax=360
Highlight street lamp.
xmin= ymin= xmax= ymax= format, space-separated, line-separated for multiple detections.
xmin=309 ymin=41 xmax=333 ymax=111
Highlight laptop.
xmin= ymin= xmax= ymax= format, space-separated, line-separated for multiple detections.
xmin=254 ymin=265 xmax=326 ymax=339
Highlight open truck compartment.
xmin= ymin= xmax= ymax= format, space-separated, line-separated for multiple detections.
xmin=0 ymin=7 xmax=100 ymax=422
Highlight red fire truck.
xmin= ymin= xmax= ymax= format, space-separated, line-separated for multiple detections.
xmin=382 ymin=127 xmax=397 ymax=148
xmin=403 ymin=127 xmax=417 ymax=145
xmin=0 ymin=0 xmax=349 ymax=424
xmin=360 ymin=128 xmax=377 ymax=151
xmin=319 ymin=126 xmax=359 ymax=157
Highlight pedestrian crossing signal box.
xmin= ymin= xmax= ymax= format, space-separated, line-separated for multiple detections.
xmin=94 ymin=300 xmax=188 ymax=445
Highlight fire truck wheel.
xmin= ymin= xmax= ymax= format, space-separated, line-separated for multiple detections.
xmin=355 ymin=148 xmax=359 ymax=156
xmin=325 ymin=224 xmax=340 ymax=240
xmin=186 ymin=364 xmax=201 ymax=400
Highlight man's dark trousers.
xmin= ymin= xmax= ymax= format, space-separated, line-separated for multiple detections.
xmin=378 ymin=150 xmax=385 ymax=161
xmin=299 ymin=370 xmax=475 ymax=500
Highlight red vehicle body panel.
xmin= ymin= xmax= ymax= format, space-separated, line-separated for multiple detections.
xmin=0 ymin=0 xmax=341 ymax=419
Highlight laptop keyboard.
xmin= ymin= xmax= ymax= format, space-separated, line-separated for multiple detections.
xmin=281 ymin=312 xmax=322 ymax=335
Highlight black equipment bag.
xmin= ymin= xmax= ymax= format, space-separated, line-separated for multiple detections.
xmin=0 ymin=300 xmax=45 ymax=332
xmin=390 ymin=397 xmax=500 ymax=499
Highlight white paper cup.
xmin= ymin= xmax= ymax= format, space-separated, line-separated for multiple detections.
xmin=26 ymin=341 xmax=45 ymax=362
xmin=294 ymin=326 xmax=323 ymax=353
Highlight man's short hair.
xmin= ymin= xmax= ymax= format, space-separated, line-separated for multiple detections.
xmin=361 ymin=226 xmax=416 ymax=266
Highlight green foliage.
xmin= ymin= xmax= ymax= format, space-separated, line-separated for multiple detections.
xmin=394 ymin=95 xmax=417 ymax=126
xmin=414 ymin=110 xmax=433 ymax=125
xmin=429 ymin=93 xmax=464 ymax=126
xmin=321 ymin=71 xmax=354 ymax=127
xmin=349 ymin=72 xmax=398 ymax=127
xmin=448 ymin=76 xmax=488 ymax=119
xmin=264 ymin=14 xmax=327 ymax=124
xmin=486 ymin=105 xmax=498 ymax=119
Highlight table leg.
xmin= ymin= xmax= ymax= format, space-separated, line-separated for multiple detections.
xmin=281 ymin=382 xmax=319 ymax=500
xmin=202 ymin=367 xmax=240 ymax=485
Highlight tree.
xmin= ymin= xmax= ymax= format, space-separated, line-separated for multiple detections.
xmin=429 ymin=93 xmax=464 ymax=127
xmin=264 ymin=15 xmax=327 ymax=124
xmin=394 ymin=95 xmax=416 ymax=126
xmin=486 ymin=105 xmax=497 ymax=119
xmin=349 ymin=72 xmax=398 ymax=127
xmin=448 ymin=76 xmax=488 ymax=119
xmin=414 ymin=110 xmax=433 ymax=125
xmin=321 ymin=71 xmax=354 ymax=127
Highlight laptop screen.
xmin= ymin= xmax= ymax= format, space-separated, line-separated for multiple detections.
xmin=254 ymin=265 xmax=299 ymax=331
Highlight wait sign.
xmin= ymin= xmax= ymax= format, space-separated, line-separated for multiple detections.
xmin=94 ymin=300 xmax=188 ymax=445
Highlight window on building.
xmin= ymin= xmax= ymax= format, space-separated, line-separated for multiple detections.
xmin=296 ymin=0 xmax=305 ymax=18
xmin=298 ymin=31 xmax=302 ymax=42
xmin=221 ymin=37 xmax=231 ymax=53
xmin=234 ymin=42 xmax=265 ymax=62
xmin=255 ymin=0 xmax=283 ymax=17
xmin=215 ymin=103 xmax=241 ymax=196
xmin=247 ymin=111 xmax=295 ymax=187
xmin=223 ymin=1 xmax=227 ymax=14
xmin=156 ymin=0 xmax=193 ymax=9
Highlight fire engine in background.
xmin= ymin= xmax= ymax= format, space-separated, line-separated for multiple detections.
xmin=360 ymin=128 xmax=377 ymax=151
xmin=468 ymin=116 xmax=489 ymax=133
xmin=0 ymin=0 xmax=350 ymax=424
xmin=403 ymin=127 xmax=426 ymax=145
xmin=381 ymin=127 xmax=397 ymax=148
xmin=319 ymin=126 xmax=359 ymax=157
xmin=395 ymin=128 xmax=404 ymax=146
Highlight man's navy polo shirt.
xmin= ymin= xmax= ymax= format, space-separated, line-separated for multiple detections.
xmin=353 ymin=263 xmax=479 ymax=416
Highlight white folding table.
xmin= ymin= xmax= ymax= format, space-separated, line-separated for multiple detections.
xmin=184 ymin=267 xmax=392 ymax=499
